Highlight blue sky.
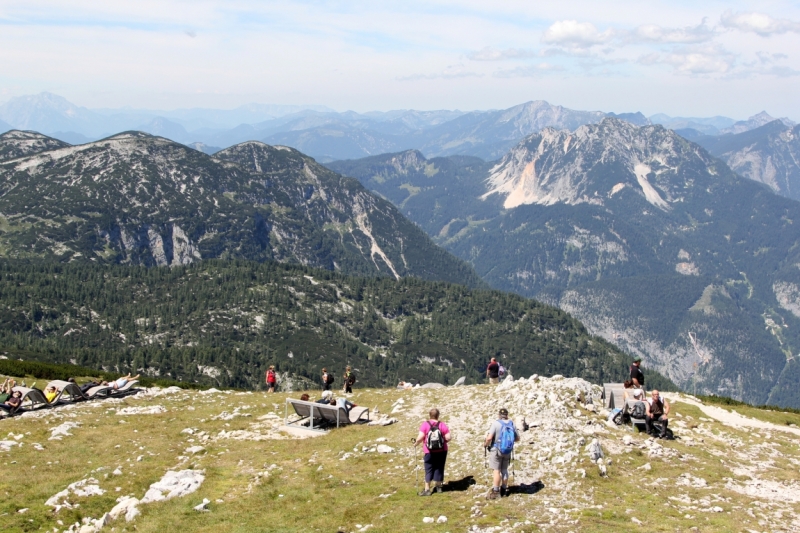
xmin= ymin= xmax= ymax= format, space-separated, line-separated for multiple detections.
xmin=1 ymin=1 xmax=799 ymax=118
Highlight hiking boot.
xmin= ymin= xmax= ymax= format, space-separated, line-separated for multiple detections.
xmin=486 ymin=489 xmax=500 ymax=500
xmin=500 ymin=486 xmax=508 ymax=497
xmin=433 ymin=485 xmax=443 ymax=494
xmin=418 ymin=490 xmax=431 ymax=497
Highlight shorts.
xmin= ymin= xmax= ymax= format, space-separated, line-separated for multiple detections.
xmin=268 ymin=381 xmax=276 ymax=388
xmin=489 ymin=377 xmax=499 ymax=385
xmin=488 ymin=448 xmax=511 ymax=475
xmin=423 ymin=451 xmax=448 ymax=482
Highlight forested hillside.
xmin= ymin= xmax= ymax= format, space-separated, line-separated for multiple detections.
xmin=0 ymin=259 xmax=673 ymax=391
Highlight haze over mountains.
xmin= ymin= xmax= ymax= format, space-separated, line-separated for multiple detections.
xmin=0 ymin=92 xmax=779 ymax=163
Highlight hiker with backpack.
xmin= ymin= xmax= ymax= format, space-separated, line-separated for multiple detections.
xmin=414 ymin=408 xmax=452 ymax=496
xmin=321 ymin=368 xmax=334 ymax=391
xmin=266 ymin=365 xmax=277 ymax=393
xmin=630 ymin=357 xmax=645 ymax=390
xmin=484 ymin=407 xmax=520 ymax=499
xmin=342 ymin=366 xmax=356 ymax=394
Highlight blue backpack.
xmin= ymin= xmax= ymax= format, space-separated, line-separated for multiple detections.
xmin=496 ymin=420 xmax=516 ymax=455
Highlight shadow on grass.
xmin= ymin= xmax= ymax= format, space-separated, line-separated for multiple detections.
xmin=506 ymin=480 xmax=544 ymax=495
xmin=443 ymin=475 xmax=476 ymax=492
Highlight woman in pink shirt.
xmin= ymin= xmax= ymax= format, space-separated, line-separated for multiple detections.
xmin=414 ymin=408 xmax=452 ymax=496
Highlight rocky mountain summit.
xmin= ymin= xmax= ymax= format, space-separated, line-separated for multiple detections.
xmin=0 ymin=130 xmax=480 ymax=286
xmin=3 ymin=377 xmax=799 ymax=532
xmin=329 ymin=119 xmax=800 ymax=408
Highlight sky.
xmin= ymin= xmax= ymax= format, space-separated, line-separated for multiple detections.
xmin=1 ymin=0 xmax=800 ymax=119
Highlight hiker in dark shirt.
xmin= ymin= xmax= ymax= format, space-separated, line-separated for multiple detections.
xmin=630 ymin=357 xmax=645 ymax=389
xmin=79 ymin=379 xmax=102 ymax=394
xmin=645 ymin=389 xmax=670 ymax=438
xmin=486 ymin=358 xmax=500 ymax=385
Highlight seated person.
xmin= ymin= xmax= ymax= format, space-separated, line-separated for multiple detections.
xmin=0 ymin=378 xmax=15 ymax=402
xmin=397 ymin=381 xmax=413 ymax=390
xmin=623 ymin=379 xmax=645 ymax=404
xmin=316 ymin=390 xmax=333 ymax=404
xmin=330 ymin=396 xmax=356 ymax=414
xmin=299 ymin=393 xmax=311 ymax=401
xmin=645 ymin=389 xmax=670 ymax=438
xmin=44 ymin=385 xmax=60 ymax=403
xmin=0 ymin=390 xmax=23 ymax=413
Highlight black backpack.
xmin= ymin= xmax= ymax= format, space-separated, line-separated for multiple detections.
xmin=631 ymin=401 xmax=646 ymax=419
xmin=425 ymin=421 xmax=444 ymax=451
xmin=347 ymin=373 xmax=356 ymax=385
xmin=325 ymin=373 xmax=334 ymax=384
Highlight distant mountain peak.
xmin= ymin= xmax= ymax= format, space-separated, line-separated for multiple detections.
xmin=482 ymin=117 xmax=715 ymax=209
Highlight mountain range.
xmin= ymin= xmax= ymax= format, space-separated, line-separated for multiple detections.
xmin=0 ymin=130 xmax=481 ymax=287
xmin=329 ymin=118 xmax=800 ymax=408
xmin=0 ymin=93 xmax=663 ymax=162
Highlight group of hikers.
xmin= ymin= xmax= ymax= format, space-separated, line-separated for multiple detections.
xmin=265 ymin=365 xmax=357 ymax=394
xmin=625 ymin=357 xmax=670 ymax=438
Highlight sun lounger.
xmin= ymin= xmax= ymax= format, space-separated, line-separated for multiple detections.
xmin=7 ymin=386 xmax=49 ymax=413
xmin=84 ymin=385 xmax=113 ymax=399
xmin=284 ymin=399 xmax=370 ymax=432
xmin=45 ymin=380 xmax=89 ymax=404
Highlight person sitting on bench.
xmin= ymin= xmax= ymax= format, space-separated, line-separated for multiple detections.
xmin=645 ymin=389 xmax=670 ymax=438
xmin=0 ymin=390 xmax=23 ymax=414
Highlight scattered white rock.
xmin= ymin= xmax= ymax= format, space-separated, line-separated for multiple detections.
xmin=117 ymin=405 xmax=167 ymax=415
xmin=141 ymin=470 xmax=205 ymax=503
xmin=49 ymin=421 xmax=80 ymax=440
xmin=194 ymin=498 xmax=211 ymax=512
xmin=186 ymin=446 xmax=205 ymax=454
xmin=437 ymin=515 xmax=448 ymax=523
xmin=422 ymin=516 xmax=434 ymax=523
xmin=376 ymin=444 xmax=394 ymax=453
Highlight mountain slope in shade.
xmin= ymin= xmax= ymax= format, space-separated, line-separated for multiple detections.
xmin=0 ymin=131 xmax=484 ymax=287
xmin=331 ymin=119 xmax=800 ymax=408
xmin=692 ymin=120 xmax=800 ymax=202
xmin=0 ymin=130 xmax=70 ymax=161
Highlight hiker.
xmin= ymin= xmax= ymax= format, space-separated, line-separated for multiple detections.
xmin=414 ymin=408 xmax=451 ymax=496
xmin=0 ymin=390 xmax=23 ymax=414
xmin=266 ymin=366 xmax=277 ymax=393
xmin=484 ymin=407 xmax=520 ymax=499
xmin=630 ymin=357 xmax=645 ymax=389
xmin=486 ymin=357 xmax=500 ymax=385
xmin=645 ymin=389 xmax=670 ymax=438
xmin=342 ymin=366 xmax=355 ymax=394
xmin=44 ymin=385 xmax=60 ymax=403
xmin=321 ymin=368 xmax=333 ymax=391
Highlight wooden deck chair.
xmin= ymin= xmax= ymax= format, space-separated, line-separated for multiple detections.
xmin=84 ymin=384 xmax=113 ymax=399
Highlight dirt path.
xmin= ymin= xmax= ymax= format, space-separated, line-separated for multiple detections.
xmin=671 ymin=394 xmax=800 ymax=436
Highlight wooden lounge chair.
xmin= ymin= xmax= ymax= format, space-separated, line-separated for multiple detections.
xmin=84 ymin=385 xmax=113 ymax=399
xmin=284 ymin=399 xmax=370 ymax=432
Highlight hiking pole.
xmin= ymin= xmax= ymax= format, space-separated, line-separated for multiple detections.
xmin=411 ymin=437 xmax=420 ymax=493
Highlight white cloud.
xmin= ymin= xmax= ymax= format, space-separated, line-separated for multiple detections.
xmin=630 ymin=21 xmax=715 ymax=44
xmin=467 ymin=47 xmax=538 ymax=61
xmin=721 ymin=10 xmax=800 ymax=36
xmin=541 ymin=20 xmax=614 ymax=48
xmin=638 ymin=45 xmax=736 ymax=75
xmin=397 ymin=64 xmax=483 ymax=81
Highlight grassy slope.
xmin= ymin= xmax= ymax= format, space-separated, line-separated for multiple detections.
xmin=2 ymin=380 xmax=799 ymax=532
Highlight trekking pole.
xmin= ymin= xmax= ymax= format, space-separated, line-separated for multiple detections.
xmin=411 ymin=437 xmax=420 ymax=492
